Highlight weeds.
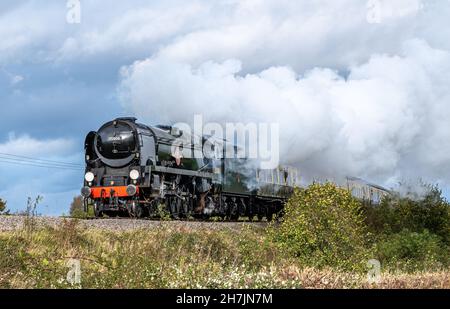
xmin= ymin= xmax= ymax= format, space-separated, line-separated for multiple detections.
xmin=1 ymin=184 xmax=448 ymax=289
xmin=0 ymin=219 xmax=448 ymax=289
xmin=22 ymin=196 xmax=43 ymax=236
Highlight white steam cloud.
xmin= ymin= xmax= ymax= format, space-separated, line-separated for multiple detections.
xmin=117 ymin=0 xmax=450 ymax=188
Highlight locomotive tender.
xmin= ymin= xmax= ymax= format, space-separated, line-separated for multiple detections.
xmin=81 ymin=117 xmax=298 ymax=219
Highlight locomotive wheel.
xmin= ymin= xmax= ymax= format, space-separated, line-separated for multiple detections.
xmin=257 ymin=207 xmax=264 ymax=221
xmin=229 ymin=200 xmax=239 ymax=221
xmin=176 ymin=198 xmax=184 ymax=219
xmin=230 ymin=207 xmax=239 ymax=221
xmin=170 ymin=197 xmax=180 ymax=219
xmin=181 ymin=199 xmax=189 ymax=218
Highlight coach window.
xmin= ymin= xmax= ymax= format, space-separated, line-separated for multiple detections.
xmin=373 ymin=191 xmax=380 ymax=203
xmin=292 ymin=169 xmax=297 ymax=185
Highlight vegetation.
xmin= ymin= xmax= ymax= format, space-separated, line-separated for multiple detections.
xmin=375 ymin=229 xmax=448 ymax=272
xmin=271 ymin=182 xmax=449 ymax=274
xmin=269 ymin=183 xmax=370 ymax=271
xmin=69 ymin=196 xmax=94 ymax=219
xmin=0 ymin=183 xmax=448 ymax=288
xmin=0 ymin=219 xmax=448 ymax=289
xmin=69 ymin=196 xmax=84 ymax=217
xmin=364 ymin=184 xmax=450 ymax=244
xmin=0 ymin=198 xmax=8 ymax=215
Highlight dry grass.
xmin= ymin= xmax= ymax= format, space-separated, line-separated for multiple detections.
xmin=0 ymin=219 xmax=448 ymax=289
xmin=365 ymin=271 xmax=450 ymax=289
xmin=276 ymin=266 xmax=450 ymax=289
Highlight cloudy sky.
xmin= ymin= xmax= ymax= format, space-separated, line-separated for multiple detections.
xmin=1 ymin=0 xmax=449 ymax=214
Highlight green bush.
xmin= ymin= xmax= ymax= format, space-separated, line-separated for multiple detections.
xmin=69 ymin=196 xmax=94 ymax=218
xmin=365 ymin=184 xmax=450 ymax=244
xmin=270 ymin=182 xmax=371 ymax=271
xmin=0 ymin=198 xmax=9 ymax=215
xmin=375 ymin=229 xmax=448 ymax=272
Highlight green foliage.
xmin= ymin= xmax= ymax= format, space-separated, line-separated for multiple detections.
xmin=0 ymin=198 xmax=9 ymax=215
xmin=156 ymin=203 xmax=172 ymax=220
xmin=0 ymin=217 xmax=448 ymax=288
xmin=270 ymin=182 xmax=371 ymax=271
xmin=0 ymin=221 xmax=295 ymax=288
xmin=69 ymin=196 xmax=84 ymax=217
xmin=365 ymin=184 xmax=450 ymax=244
xmin=69 ymin=196 xmax=94 ymax=219
xmin=25 ymin=195 xmax=42 ymax=217
xmin=0 ymin=181 xmax=448 ymax=288
xmin=375 ymin=229 xmax=449 ymax=272
xmin=23 ymin=196 xmax=43 ymax=235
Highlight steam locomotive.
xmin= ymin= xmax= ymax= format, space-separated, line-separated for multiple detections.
xmin=81 ymin=117 xmax=298 ymax=220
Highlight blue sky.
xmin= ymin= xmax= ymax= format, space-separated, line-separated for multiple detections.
xmin=1 ymin=0 xmax=450 ymax=215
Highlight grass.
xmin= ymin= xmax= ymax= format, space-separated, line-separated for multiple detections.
xmin=0 ymin=219 xmax=448 ymax=289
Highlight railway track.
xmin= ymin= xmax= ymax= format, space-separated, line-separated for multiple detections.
xmin=0 ymin=215 xmax=268 ymax=232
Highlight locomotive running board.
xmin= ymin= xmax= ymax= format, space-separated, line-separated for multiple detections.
xmin=148 ymin=166 xmax=219 ymax=180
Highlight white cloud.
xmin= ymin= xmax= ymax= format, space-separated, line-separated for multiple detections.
xmin=112 ymin=0 xmax=450 ymax=188
xmin=0 ymin=134 xmax=75 ymax=157
xmin=0 ymin=1 xmax=64 ymax=64
xmin=1 ymin=0 xmax=436 ymax=71
xmin=55 ymin=3 xmax=208 ymax=61
xmin=119 ymin=39 xmax=450 ymax=187
xmin=153 ymin=0 xmax=423 ymax=72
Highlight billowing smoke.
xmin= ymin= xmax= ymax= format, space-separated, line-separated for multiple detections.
xmin=118 ymin=1 xmax=450 ymax=189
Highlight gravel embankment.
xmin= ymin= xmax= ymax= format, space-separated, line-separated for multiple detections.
xmin=0 ymin=215 xmax=265 ymax=232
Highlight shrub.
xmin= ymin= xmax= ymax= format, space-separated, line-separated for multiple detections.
xmin=365 ymin=184 xmax=450 ymax=244
xmin=69 ymin=196 xmax=94 ymax=218
xmin=0 ymin=198 xmax=8 ymax=215
xmin=375 ymin=229 xmax=448 ymax=272
xmin=270 ymin=182 xmax=371 ymax=271
xmin=70 ymin=196 xmax=84 ymax=218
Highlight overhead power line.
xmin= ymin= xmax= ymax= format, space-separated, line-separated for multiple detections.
xmin=0 ymin=152 xmax=83 ymax=167
xmin=0 ymin=159 xmax=83 ymax=171
xmin=0 ymin=152 xmax=84 ymax=171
